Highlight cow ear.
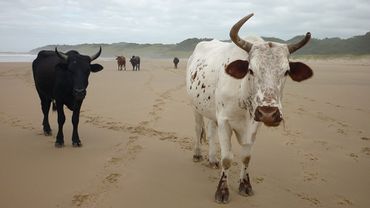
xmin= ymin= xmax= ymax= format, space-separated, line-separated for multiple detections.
xmin=225 ymin=60 xmax=249 ymax=79
xmin=90 ymin=64 xmax=103 ymax=73
xmin=289 ymin=62 xmax=313 ymax=82
xmin=56 ymin=63 xmax=68 ymax=70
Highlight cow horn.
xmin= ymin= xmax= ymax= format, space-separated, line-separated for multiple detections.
xmin=90 ymin=46 xmax=102 ymax=61
xmin=230 ymin=13 xmax=254 ymax=53
xmin=55 ymin=47 xmax=68 ymax=61
xmin=288 ymin=32 xmax=311 ymax=54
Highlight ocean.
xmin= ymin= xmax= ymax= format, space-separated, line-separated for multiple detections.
xmin=0 ymin=53 xmax=36 ymax=62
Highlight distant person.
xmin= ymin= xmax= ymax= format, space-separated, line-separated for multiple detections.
xmin=130 ymin=56 xmax=140 ymax=71
xmin=173 ymin=57 xmax=179 ymax=69
xmin=115 ymin=56 xmax=126 ymax=71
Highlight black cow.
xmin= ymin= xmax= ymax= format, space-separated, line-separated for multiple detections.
xmin=130 ymin=56 xmax=140 ymax=71
xmin=32 ymin=47 xmax=103 ymax=147
xmin=173 ymin=57 xmax=179 ymax=69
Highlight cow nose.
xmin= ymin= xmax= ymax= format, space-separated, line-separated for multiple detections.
xmin=73 ymin=88 xmax=86 ymax=99
xmin=254 ymin=106 xmax=282 ymax=126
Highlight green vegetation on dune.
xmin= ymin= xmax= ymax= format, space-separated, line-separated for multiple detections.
xmin=30 ymin=32 xmax=370 ymax=58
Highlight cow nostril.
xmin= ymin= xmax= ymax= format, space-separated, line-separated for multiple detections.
xmin=255 ymin=107 xmax=263 ymax=121
xmin=273 ymin=110 xmax=281 ymax=121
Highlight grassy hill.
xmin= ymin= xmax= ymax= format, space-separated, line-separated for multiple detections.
xmin=30 ymin=32 xmax=370 ymax=58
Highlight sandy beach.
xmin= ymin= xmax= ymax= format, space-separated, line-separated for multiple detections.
xmin=0 ymin=57 xmax=369 ymax=208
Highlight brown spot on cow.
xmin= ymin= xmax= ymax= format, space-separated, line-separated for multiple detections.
xmin=192 ymin=71 xmax=197 ymax=80
xmin=242 ymin=156 xmax=251 ymax=166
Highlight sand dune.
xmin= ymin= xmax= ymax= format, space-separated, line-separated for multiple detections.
xmin=0 ymin=58 xmax=369 ymax=208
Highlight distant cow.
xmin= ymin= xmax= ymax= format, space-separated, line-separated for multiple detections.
xmin=116 ymin=56 xmax=126 ymax=71
xmin=130 ymin=56 xmax=140 ymax=71
xmin=173 ymin=57 xmax=179 ymax=69
xmin=186 ymin=14 xmax=313 ymax=203
xmin=32 ymin=47 xmax=103 ymax=147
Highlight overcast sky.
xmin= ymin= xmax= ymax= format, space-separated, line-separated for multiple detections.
xmin=0 ymin=0 xmax=369 ymax=52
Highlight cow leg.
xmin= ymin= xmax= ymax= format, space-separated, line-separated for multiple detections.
xmin=207 ymin=120 xmax=219 ymax=168
xmin=215 ymin=119 xmax=233 ymax=204
xmin=55 ymin=102 xmax=65 ymax=147
xmin=193 ymin=111 xmax=206 ymax=162
xmin=71 ymin=103 xmax=82 ymax=147
xmin=40 ymin=98 xmax=52 ymax=136
xmin=235 ymin=119 xmax=260 ymax=196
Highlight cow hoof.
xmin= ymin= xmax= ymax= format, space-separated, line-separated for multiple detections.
xmin=215 ymin=186 xmax=229 ymax=204
xmin=44 ymin=131 xmax=52 ymax=136
xmin=193 ymin=154 xmax=203 ymax=162
xmin=209 ymin=161 xmax=220 ymax=169
xmin=54 ymin=142 xmax=64 ymax=148
xmin=215 ymin=173 xmax=229 ymax=204
xmin=239 ymin=178 xmax=254 ymax=196
xmin=72 ymin=142 xmax=83 ymax=147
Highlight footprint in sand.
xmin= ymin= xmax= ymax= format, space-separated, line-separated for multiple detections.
xmin=336 ymin=195 xmax=353 ymax=206
xmin=349 ymin=153 xmax=359 ymax=161
xmin=361 ymin=137 xmax=370 ymax=141
xmin=304 ymin=153 xmax=319 ymax=161
xmin=303 ymin=171 xmax=319 ymax=182
xmin=296 ymin=192 xmax=321 ymax=206
xmin=105 ymin=173 xmax=121 ymax=183
xmin=337 ymin=128 xmax=346 ymax=135
xmin=253 ymin=176 xmax=265 ymax=184
xmin=108 ymin=157 xmax=122 ymax=164
xmin=72 ymin=193 xmax=90 ymax=207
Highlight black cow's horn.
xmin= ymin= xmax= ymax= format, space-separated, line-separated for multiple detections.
xmin=90 ymin=46 xmax=102 ymax=61
xmin=230 ymin=13 xmax=254 ymax=53
xmin=55 ymin=47 xmax=68 ymax=61
xmin=288 ymin=32 xmax=311 ymax=54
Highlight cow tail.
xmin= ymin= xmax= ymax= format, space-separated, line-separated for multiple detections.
xmin=52 ymin=100 xmax=57 ymax=111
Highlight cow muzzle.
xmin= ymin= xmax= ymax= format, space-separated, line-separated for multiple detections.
xmin=254 ymin=106 xmax=282 ymax=127
xmin=73 ymin=88 xmax=87 ymax=100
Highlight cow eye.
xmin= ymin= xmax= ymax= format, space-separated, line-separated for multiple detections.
xmin=249 ymin=69 xmax=254 ymax=76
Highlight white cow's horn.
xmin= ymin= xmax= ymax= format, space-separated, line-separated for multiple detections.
xmin=230 ymin=13 xmax=254 ymax=53
xmin=288 ymin=32 xmax=311 ymax=54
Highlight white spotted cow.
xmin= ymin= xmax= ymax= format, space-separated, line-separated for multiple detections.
xmin=186 ymin=13 xmax=313 ymax=203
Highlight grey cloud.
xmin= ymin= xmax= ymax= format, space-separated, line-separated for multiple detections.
xmin=0 ymin=0 xmax=369 ymax=51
